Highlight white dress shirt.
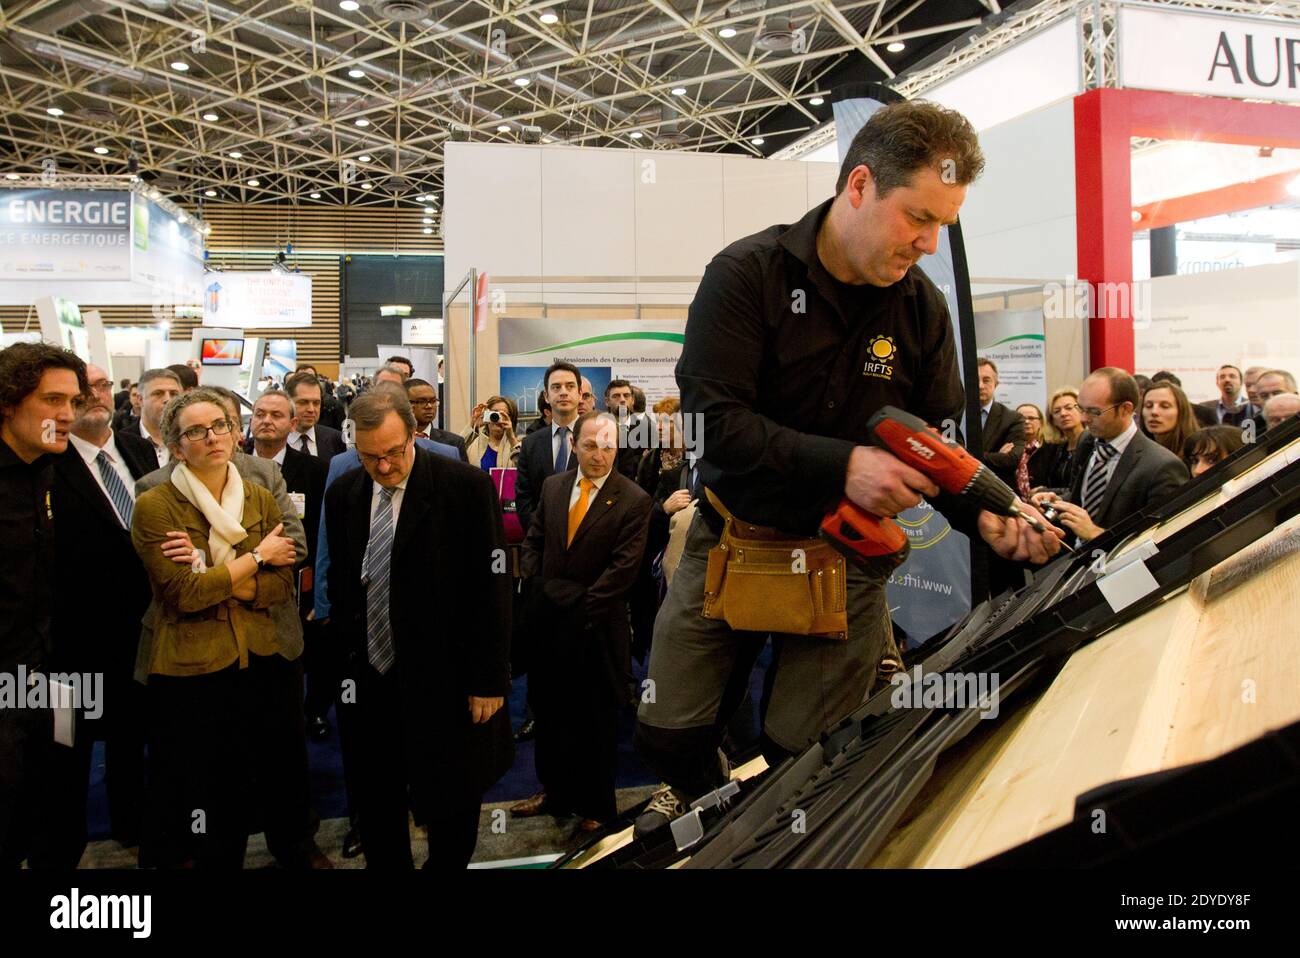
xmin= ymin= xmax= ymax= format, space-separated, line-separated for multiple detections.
xmin=253 ymin=443 xmax=287 ymax=465
xmin=370 ymin=473 xmax=411 ymax=531
xmin=69 ymin=432 xmax=136 ymax=528
xmin=140 ymin=418 xmax=169 ymax=467
xmin=1083 ymin=419 xmax=1137 ymax=498
xmin=568 ymin=468 xmax=611 ymax=510
xmin=293 ymin=426 xmax=317 ymax=457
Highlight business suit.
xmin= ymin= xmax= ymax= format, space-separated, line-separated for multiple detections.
xmin=418 ymin=425 xmax=469 ymax=462
xmin=324 ymin=447 xmax=513 ymax=868
xmin=516 ymin=419 xmax=575 ymax=535
xmin=1067 ymin=429 xmax=1189 ymax=531
xmin=40 ymin=429 xmax=156 ymax=866
xmin=1195 ymin=399 xmax=1259 ymax=429
xmin=112 ymin=409 xmax=139 ymax=433
xmin=521 ymin=467 xmax=650 ymax=822
xmin=291 ymin=424 xmax=347 ymax=461
xmin=980 ymin=402 xmax=1027 ymax=485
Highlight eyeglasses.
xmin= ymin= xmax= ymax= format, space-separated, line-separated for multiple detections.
xmin=357 ymin=438 xmax=411 ymax=467
xmin=89 ymin=379 xmax=114 ymax=393
xmin=181 ymin=419 xmax=234 ymax=442
xmin=1053 ymin=402 xmax=1080 ymax=415
xmin=1078 ymin=402 xmax=1121 ymax=418
xmin=409 ymin=397 xmax=438 ymax=407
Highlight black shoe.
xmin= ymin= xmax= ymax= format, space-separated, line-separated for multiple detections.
xmin=308 ymin=716 xmax=330 ymax=741
xmin=342 ymin=825 xmax=363 ymax=859
xmin=514 ymin=718 xmax=536 ymax=742
xmin=633 ymin=786 xmax=691 ymax=839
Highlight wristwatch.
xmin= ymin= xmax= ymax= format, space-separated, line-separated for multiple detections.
xmin=251 ymin=548 xmax=267 ymax=567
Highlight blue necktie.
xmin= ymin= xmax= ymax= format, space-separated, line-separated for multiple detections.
xmin=95 ymin=450 xmax=134 ymax=528
xmin=362 ymin=487 xmax=396 ymax=674
xmin=554 ymin=425 xmax=570 ymax=474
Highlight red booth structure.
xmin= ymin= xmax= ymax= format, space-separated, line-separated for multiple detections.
xmin=1074 ymin=87 xmax=1300 ymax=371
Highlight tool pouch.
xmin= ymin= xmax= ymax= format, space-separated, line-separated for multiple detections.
xmin=701 ymin=488 xmax=848 ymax=640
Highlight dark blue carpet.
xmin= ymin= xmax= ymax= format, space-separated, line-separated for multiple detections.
xmin=86 ymin=644 xmax=771 ymax=841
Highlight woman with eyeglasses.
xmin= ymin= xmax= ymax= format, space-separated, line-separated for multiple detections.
xmin=1018 ymin=388 xmax=1086 ymax=495
xmin=131 ymin=388 xmax=297 ymax=868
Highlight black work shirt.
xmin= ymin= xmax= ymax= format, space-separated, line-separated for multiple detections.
xmin=0 ymin=435 xmax=57 ymax=674
xmin=679 ymin=198 xmax=967 ymax=535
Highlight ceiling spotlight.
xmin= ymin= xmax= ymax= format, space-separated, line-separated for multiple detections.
xmin=170 ymin=61 xmax=190 ymax=72
xmin=358 ymin=154 xmax=371 ymax=162
xmin=719 ymin=27 xmax=738 ymax=39
xmin=177 ymin=213 xmax=188 ymax=224
xmin=204 ymin=189 xmax=216 ymax=197
xmin=5 ymin=173 xmax=20 ymax=180
xmin=247 ymin=178 xmax=260 ymax=186
xmin=422 ymin=217 xmax=432 ymax=224
xmin=339 ymin=0 xmax=360 ymax=10
xmin=1131 ymin=209 xmax=1143 ymax=223
xmin=202 ymin=224 xmax=212 ymax=235
xmin=46 ymin=107 xmax=64 ymax=116
xmin=752 ymin=137 xmax=765 ymax=145
xmin=886 ymin=40 xmax=906 ymax=53
xmin=423 ymin=206 xmax=435 ymax=213
xmin=514 ymin=77 xmax=531 ymax=87
xmin=202 ymin=112 xmax=219 ymax=121
xmin=347 ymin=68 xmax=366 ymax=79
xmin=539 ymin=11 xmax=559 ymax=24
xmin=310 ymin=191 xmax=321 ymax=199
xmin=354 ymin=118 xmax=370 ymax=127
xmin=93 ymin=146 xmax=110 ymax=155
xmin=496 ymin=124 xmax=510 ymax=133
xmin=361 ymin=182 xmax=373 ymax=190
xmin=630 ymin=131 xmax=643 ymax=139
xmin=423 ymin=227 xmax=433 ymax=234
xmin=228 ymin=150 xmax=242 ymax=158
xmin=810 ymin=96 xmax=824 ymax=106
xmin=671 ymin=85 xmax=688 ymax=96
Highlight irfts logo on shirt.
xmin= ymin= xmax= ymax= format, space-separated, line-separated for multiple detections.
xmin=863 ymin=335 xmax=897 ymax=381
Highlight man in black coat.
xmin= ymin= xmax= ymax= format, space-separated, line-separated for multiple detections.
xmin=45 ymin=363 xmax=157 ymax=864
xmin=324 ymin=389 xmax=512 ymax=869
xmin=975 ymin=358 xmax=1026 ymax=486
xmin=1036 ymin=367 xmax=1188 ymax=544
xmin=512 ymin=411 xmax=650 ymax=829
xmin=286 ymin=371 xmax=347 ymax=461
xmin=515 ymin=361 xmax=582 ymax=534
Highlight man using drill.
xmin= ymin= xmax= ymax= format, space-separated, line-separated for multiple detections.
xmin=633 ymin=100 xmax=1064 ymax=836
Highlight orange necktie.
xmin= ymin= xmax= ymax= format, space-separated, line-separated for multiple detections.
xmin=567 ymin=477 xmax=595 ymax=546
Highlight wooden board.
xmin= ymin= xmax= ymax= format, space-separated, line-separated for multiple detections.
xmin=879 ymin=515 xmax=1300 ymax=868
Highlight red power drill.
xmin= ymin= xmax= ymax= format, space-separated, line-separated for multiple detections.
xmin=820 ymin=405 xmax=1066 ymax=572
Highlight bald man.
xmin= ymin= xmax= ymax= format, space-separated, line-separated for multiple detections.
xmin=1264 ymin=393 xmax=1300 ymax=431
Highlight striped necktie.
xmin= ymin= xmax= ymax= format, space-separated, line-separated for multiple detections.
xmin=1081 ymin=440 xmax=1117 ymax=517
xmin=95 ymin=450 xmax=134 ymax=528
xmin=361 ymin=486 xmax=396 ymax=674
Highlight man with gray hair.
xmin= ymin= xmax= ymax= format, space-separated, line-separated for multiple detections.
xmin=324 ymin=385 xmax=513 ymax=867
xmin=137 ymin=368 xmax=183 ymax=467
xmin=1264 ymin=393 xmax=1300 ymax=431
xmin=1254 ymin=369 xmax=1297 ymax=404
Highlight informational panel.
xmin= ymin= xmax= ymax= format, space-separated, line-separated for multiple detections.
xmin=202 ymin=271 xmax=312 ymax=328
xmin=35 ymin=295 xmax=89 ymax=357
xmin=0 ymin=189 xmax=131 ymax=279
xmin=835 ymin=89 xmax=979 ymax=645
xmin=498 ymin=318 xmax=685 ymax=417
xmin=131 ymin=193 xmax=204 ymax=307
xmin=1136 ymin=260 xmax=1300 ymax=402
xmin=401 ymin=318 xmax=444 ymax=345
xmin=975 ymin=308 xmax=1048 ymax=412
xmin=1119 ymin=5 xmax=1300 ymax=105
xmin=263 ymin=339 xmax=298 ymax=379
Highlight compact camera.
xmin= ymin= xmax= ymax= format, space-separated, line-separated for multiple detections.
xmin=486 ymin=410 xmax=505 ymax=424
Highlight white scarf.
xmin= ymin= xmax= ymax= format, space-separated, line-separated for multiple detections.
xmin=170 ymin=462 xmax=246 ymax=566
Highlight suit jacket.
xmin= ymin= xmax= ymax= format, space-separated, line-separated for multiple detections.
xmin=293 ymin=424 xmax=346 ymax=461
xmin=111 ymin=409 xmax=139 ymax=433
xmin=312 ymin=437 xmax=459 ymax=620
xmin=133 ymin=450 xmax=308 ymax=683
xmin=980 ymin=402 xmax=1027 ymax=484
xmin=50 ymin=430 xmax=157 ymax=685
xmin=1195 ymin=399 xmax=1260 ymax=429
xmin=520 ymin=468 xmax=650 ymax=704
xmin=419 ymin=426 xmax=469 ymax=462
xmin=516 ymin=421 xmax=570 ymax=535
xmin=1068 ymin=429 xmax=1189 ymax=531
xmin=274 ymin=445 xmax=327 ymax=613
xmin=323 ymin=447 xmax=513 ymax=796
